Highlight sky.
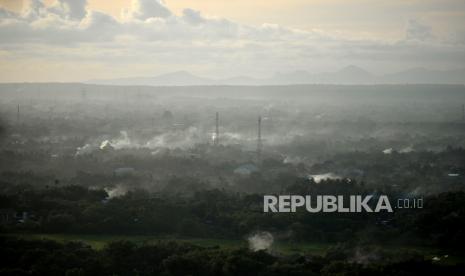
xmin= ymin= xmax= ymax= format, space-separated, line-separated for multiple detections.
xmin=0 ymin=0 xmax=464 ymax=82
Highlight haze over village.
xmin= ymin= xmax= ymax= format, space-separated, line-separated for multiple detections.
xmin=1 ymin=1 xmax=465 ymax=275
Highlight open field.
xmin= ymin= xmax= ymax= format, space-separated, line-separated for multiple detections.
xmin=3 ymin=233 xmax=463 ymax=265
xmin=3 ymin=233 xmax=248 ymax=251
xmin=3 ymin=233 xmax=329 ymax=254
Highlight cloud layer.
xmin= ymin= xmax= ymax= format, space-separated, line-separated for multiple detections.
xmin=0 ymin=0 xmax=464 ymax=82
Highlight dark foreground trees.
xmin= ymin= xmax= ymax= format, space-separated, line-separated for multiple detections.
xmin=2 ymin=183 xmax=465 ymax=251
xmin=1 ymin=237 xmax=464 ymax=276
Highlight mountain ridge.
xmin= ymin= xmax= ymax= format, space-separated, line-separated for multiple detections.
xmin=87 ymin=66 xmax=465 ymax=86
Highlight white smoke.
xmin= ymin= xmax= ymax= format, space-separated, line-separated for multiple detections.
xmin=309 ymin=173 xmax=341 ymax=183
xmin=349 ymin=247 xmax=380 ymax=265
xmin=399 ymin=146 xmax=414 ymax=153
xmin=265 ymin=131 xmax=305 ymax=145
xmin=99 ymin=140 xmax=113 ymax=150
xmin=75 ymin=143 xmax=96 ymax=156
xmin=247 ymin=231 xmax=274 ymax=251
xmin=97 ymin=131 xmax=133 ymax=150
xmin=382 ymin=146 xmax=413 ymax=154
xmin=150 ymin=148 xmax=169 ymax=156
xmin=107 ymin=130 xmax=133 ymax=149
xmin=145 ymin=126 xmax=205 ymax=149
xmin=382 ymin=148 xmax=393 ymax=154
xmin=105 ymin=184 xmax=128 ymax=199
xmin=221 ymin=132 xmax=244 ymax=142
xmin=283 ymin=155 xmax=304 ymax=164
xmin=79 ymin=126 xmax=308 ymax=155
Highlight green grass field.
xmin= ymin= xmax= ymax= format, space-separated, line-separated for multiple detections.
xmin=2 ymin=233 xmax=462 ymax=264
xmin=3 ymin=233 xmax=331 ymax=255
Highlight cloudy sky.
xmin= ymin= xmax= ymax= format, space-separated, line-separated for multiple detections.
xmin=0 ymin=0 xmax=464 ymax=82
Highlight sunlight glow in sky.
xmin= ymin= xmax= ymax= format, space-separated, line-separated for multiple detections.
xmin=0 ymin=0 xmax=464 ymax=82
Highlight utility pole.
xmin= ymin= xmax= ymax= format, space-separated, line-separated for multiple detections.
xmin=214 ymin=112 xmax=219 ymax=145
xmin=257 ymin=116 xmax=262 ymax=160
xmin=16 ymin=104 xmax=20 ymax=124
xmin=462 ymin=104 xmax=465 ymax=122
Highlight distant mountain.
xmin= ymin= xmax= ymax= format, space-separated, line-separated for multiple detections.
xmin=382 ymin=67 xmax=465 ymax=84
xmin=219 ymin=75 xmax=265 ymax=86
xmin=311 ymin=65 xmax=375 ymax=84
xmin=328 ymin=65 xmax=375 ymax=84
xmin=271 ymin=70 xmax=314 ymax=84
xmin=87 ymin=66 xmax=465 ymax=86
xmin=89 ymin=71 xmax=213 ymax=86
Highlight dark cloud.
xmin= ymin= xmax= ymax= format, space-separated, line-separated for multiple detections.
xmin=128 ymin=0 xmax=171 ymax=20
xmin=406 ymin=19 xmax=434 ymax=41
xmin=49 ymin=0 xmax=87 ymax=20
xmin=182 ymin=9 xmax=205 ymax=25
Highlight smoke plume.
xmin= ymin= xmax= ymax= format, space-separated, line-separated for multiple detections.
xmin=247 ymin=231 xmax=274 ymax=251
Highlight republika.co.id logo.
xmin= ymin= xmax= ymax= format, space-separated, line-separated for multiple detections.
xmin=263 ymin=195 xmax=423 ymax=213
